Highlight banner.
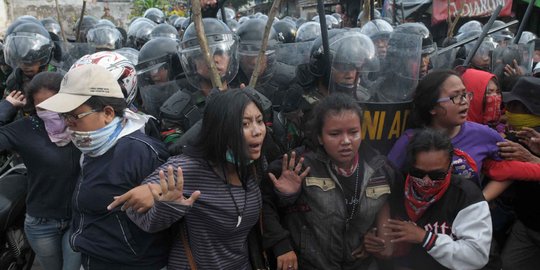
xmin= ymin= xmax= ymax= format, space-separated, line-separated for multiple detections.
xmin=432 ymin=0 xmax=513 ymax=24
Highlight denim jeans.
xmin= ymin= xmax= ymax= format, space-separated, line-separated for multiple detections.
xmin=24 ymin=214 xmax=81 ymax=270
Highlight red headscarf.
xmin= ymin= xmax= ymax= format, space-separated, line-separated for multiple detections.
xmin=461 ymin=68 xmax=499 ymax=124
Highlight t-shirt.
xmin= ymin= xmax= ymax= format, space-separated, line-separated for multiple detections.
xmin=388 ymin=121 xmax=504 ymax=186
xmin=334 ymin=162 xmax=365 ymax=218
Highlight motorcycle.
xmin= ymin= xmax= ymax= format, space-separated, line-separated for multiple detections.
xmin=0 ymin=154 xmax=34 ymax=270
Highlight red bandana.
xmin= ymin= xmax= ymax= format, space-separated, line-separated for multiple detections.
xmin=404 ymin=169 xmax=452 ymax=222
xmin=482 ymin=95 xmax=502 ymax=125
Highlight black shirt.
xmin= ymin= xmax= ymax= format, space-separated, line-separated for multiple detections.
xmin=0 ymin=115 xmax=80 ymax=219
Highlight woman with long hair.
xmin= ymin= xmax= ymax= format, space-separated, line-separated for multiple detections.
xmin=388 ymin=69 xmax=540 ymax=199
xmin=109 ymin=89 xmax=308 ymax=269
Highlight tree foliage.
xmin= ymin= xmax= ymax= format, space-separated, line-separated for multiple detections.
xmin=131 ymin=0 xmax=170 ymax=18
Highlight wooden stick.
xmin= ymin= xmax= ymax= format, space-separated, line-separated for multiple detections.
xmin=248 ymin=0 xmax=283 ymax=88
xmin=192 ymin=0 xmax=223 ymax=89
xmin=54 ymin=0 xmax=67 ymax=42
xmin=447 ymin=10 xmax=462 ymax=38
xmin=75 ymin=0 xmax=87 ymax=42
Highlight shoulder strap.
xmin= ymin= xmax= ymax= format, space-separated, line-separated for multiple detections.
xmin=181 ymin=222 xmax=197 ymax=270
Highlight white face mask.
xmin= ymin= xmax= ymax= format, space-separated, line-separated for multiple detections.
xmin=70 ymin=117 xmax=123 ymax=157
xmin=36 ymin=110 xmax=72 ymax=147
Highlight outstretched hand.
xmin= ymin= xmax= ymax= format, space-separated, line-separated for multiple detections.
xmin=268 ymin=151 xmax=310 ymax=194
xmin=107 ymin=166 xmax=201 ymax=213
xmin=149 ymin=165 xmax=201 ymax=205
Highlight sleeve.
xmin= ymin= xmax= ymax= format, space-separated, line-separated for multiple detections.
xmin=426 ymin=201 xmax=492 ymax=270
xmin=0 ymin=119 xmax=24 ymax=151
xmin=127 ymin=201 xmax=190 ymax=233
xmin=387 ymin=131 xmax=412 ymax=170
xmin=261 ymin=175 xmax=295 ymax=257
xmin=0 ymin=100 xmax=18 ymax=126
xmin=484 ymin=126 xmax=505 ymax=161
xmin=483 ymin=159 xmax=540 ymax=181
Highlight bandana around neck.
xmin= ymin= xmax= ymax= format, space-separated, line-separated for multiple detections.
xmin=332 ymin=153 xmax=360 ymax=177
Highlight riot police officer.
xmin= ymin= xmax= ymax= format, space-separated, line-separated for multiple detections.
xmin=136 ymin=37 xmax=183 ymax=117
xmin=3 ymin=22 xmax=56 ymax=93
xmin=235 ymin=18 xmax=295 ymax=112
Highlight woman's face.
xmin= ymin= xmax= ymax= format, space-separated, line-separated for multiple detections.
xmin=243 ymin=102 xmax=266 ymax=160
xmin=431 ymin=75 xmax=470 ymax=128
xmin=318 ymin=110 xmax=362 ymax=168
xmin=33 ymin=88 xmax=57 ymax=111
xmin=485 ymin=79 xmax=500 ymax=97
xmin=63 ymin=104 xmax=115 ymax=132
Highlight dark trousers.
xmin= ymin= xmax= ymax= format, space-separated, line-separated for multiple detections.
xmin=502 ymin=220 xmax=540 ymax=270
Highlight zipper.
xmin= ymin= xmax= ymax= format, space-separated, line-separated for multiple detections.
xmin=70 ymin=155 xmax=85 ymax=251
xmin=116 ymin=214 xmax=137 ymax=255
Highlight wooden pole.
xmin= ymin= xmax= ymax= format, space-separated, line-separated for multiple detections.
xmin=192 ymin=0 xmax=223 ymax=89
xmin=513 ymin=0 xmax=536 ymax=44
xmin=248 ymin=0 xmax=283 ymax=88
xmin=75 ymin=0 xmax=87 ymax=42
xmin=54 ymin=0 xmax=67 ymax=42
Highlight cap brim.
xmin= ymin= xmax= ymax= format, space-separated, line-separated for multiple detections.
xmin=502 ymin=92 xmax=522 ymax=104
xmin=503 ymin=92 xmax=540 ymax=115
xmin=36 ymin=93 xmax=92 ymax=113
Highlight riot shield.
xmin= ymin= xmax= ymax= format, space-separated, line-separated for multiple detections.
xmin=363 ymin=32 xmax=422 ymax=103
xmin=492 ymin=43 xmax=534 ymax=76
xmin=238 ymin=40 xmax=277 ymax=86
xmin=137 ymin=61 xmax=182 ymax=118
xmin=55 ymin=42 xmax=96 ymax=71
xmin=274 ymin=41 xmax=314 ymax=66
xmin=356 ymin=32 xmax=421 ymax=155
xmin=115 ymin=47 xmax=139 ymax=65
xmin=431 ymin=47 xmax=459 ymax=70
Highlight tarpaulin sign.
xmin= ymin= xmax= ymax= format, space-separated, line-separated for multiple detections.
xmin=432 ymin=0 xmax=513 ymax=24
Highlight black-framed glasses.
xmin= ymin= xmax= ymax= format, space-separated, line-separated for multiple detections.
xmin=409 ymin=167 xmax=449 ymax=181
xmin=61 ymin=109 xmax=98 ymax=122
xmin=437 ymin=92 xmax=473 ymax=104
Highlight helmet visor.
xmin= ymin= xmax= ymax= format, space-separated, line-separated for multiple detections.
xmin=180 ymin=39 xmax=239 ymax=89
xmin=4 ymin=32 xmax=53 ymax=68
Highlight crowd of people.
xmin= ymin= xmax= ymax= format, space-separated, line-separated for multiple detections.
xmin=0 ymin=1 xmax=540 ymax=269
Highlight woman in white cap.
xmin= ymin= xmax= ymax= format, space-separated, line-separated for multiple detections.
xmin=37 ymin=64 xmax=170 ymax=270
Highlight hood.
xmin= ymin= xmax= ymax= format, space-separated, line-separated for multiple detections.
xmin=461 ymin=68 xmax=496 ymax=124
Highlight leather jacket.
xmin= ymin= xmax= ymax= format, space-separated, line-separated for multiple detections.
xmin=264 ymin=145 xmax=400 ymax=270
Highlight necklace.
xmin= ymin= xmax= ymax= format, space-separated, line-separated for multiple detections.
xmin=222 ymin=167 xmax=248 ymax=228
xmin=345 ymin=164 xmax=360 ymax=228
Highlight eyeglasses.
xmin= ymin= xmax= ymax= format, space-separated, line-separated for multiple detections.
xmin=437 ymin=92 xmax=473 ymax=104
xmin=408 ymin=167 xmax=449 ymax=181
xmin=61 ymin=110 xmax=98 ymax=122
